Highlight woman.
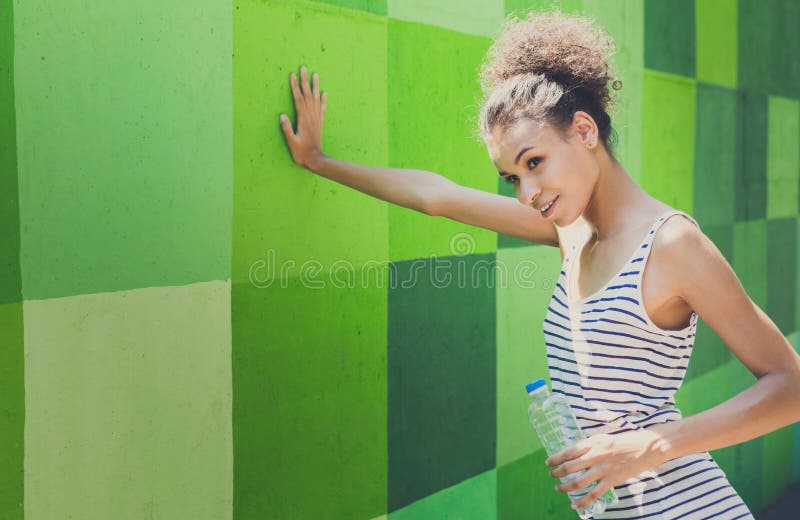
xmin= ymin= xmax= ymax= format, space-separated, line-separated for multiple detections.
xmin=278 ymin=8 xmax=800 ymax=519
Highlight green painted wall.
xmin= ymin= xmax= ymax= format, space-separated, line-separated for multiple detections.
xmin=2 ymin=0 xmax=799 ymax=518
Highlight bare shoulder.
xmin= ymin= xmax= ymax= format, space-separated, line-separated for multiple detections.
xmin=651 ymin=213 xmax=709 ymax=254
xmin=650 ymin=213 xmax=727 ymax=302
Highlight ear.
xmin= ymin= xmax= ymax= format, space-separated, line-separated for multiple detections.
xmin=572 ymin=111 xmax=598 ymax=148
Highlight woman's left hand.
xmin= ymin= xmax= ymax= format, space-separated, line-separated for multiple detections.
xmin=545 ymin=429 xmax=668 ymax=510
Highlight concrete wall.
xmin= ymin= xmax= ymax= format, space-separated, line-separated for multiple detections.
xmin=1 ymin=0 xmax=798 ymax=518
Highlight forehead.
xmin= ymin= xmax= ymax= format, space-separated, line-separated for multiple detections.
xmin=488 ymin=119 xmax=552 ymax=163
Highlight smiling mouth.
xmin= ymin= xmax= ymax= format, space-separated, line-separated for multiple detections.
xmin=540 ymin=196 xmax=558 ymax=215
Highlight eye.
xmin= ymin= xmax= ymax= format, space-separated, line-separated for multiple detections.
xmin=504 ymin=174 xmax=519 ymax=184
xmin=527 ymin=157 xmax=542 ymax=169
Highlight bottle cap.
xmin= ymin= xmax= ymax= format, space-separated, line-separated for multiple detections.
xmin=525 ymin=378 xmax=547 ymax=394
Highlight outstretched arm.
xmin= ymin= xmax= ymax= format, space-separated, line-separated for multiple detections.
xmin=278 ymin=65 xmax=559 ymax=247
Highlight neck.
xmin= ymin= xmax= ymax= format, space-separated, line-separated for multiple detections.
xmin=582 ymin=152 xmax=655 ymax=242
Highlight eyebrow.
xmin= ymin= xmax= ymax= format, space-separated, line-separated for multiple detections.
xmin=497 ymin=146 xmax=536 ymax=176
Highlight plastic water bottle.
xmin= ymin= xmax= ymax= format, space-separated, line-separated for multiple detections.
xmin=525 ymin=378 xmax=618 ymax=519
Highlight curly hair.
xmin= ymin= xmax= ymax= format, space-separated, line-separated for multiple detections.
xmin=474 ymin=8 xmax=623 ymax=156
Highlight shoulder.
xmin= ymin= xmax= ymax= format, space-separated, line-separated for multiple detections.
xmin=650 ymin=213 xmax=729 ymax=302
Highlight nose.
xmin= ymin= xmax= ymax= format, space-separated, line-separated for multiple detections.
xmin=519 ymin=176 xmax=542 ymax=207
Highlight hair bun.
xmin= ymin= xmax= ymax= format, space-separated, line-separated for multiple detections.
xmin=479 ymin=8 xmax=620 ymax=113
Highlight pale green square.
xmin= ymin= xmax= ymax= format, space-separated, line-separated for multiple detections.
xmin=696 ymin=0 xmax=737 ymax=88
xmin=389 ymin=0 xmax=505 ymax=38
xmin=388 ymin=469 xmax=496 ymax=520
xmin=496 ymin=244 xmax=562 ymax=467
xmin=641 ymin=70 xmax=696 ymax=213
xmin=24 ymin=281 xmax=233 ymax=520
xmin=234 ymin=0 xmax=389 ymax=283
xmin=583 ymin=0 xmax=645 ymax=184
xmin=766 ymin=96 xmax=800 ymax=219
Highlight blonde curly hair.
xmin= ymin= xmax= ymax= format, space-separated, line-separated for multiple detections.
xmin=475 ymin=8 xmax=623 ymax=156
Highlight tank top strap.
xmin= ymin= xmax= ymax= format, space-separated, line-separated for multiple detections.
xmin=639 ymin=209 xmax=700 ymax=254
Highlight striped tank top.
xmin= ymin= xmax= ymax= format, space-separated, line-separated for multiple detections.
xmin=543 ymin=209 xmax=755 ymax=519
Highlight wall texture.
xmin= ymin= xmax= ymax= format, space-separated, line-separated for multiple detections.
xmin=2 ymin=0 xmax=799 ymax=518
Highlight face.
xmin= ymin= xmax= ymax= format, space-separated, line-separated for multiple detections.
xmin=487 ymin=113 xmax=600 ymax=226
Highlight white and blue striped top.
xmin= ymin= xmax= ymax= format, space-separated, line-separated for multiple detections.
xmin=543 ymin=209 xmax=755 ymax=519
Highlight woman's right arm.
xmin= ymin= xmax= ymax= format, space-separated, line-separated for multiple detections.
xmin=279 ymin=65 xmax=559 ymax=249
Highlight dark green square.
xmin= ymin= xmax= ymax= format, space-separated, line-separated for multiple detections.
xmin=768 ymin=0 xmax=800 ymax=98
xmin=645 ymin=0 xmax=695 ymax=77
xmin=694 ymin=83 xmax=737 ymax=227
xmin=388 ymin=254 xmax=497 ymax=512
xmin=767 ymin=217 xmax=796 ymax=335
xmin=735 ymin=90 xmax=767 ymax=221
xmin=737 ymin=0 xmax=771 ymax=94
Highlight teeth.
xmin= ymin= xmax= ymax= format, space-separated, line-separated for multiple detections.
xmin=541 ymin=197 xmax=556 ymax=213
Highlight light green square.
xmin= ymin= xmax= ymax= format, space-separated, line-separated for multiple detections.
xmin=583 ymin=0 xmax=645 ymax=184
xmin=14 ymin=0 xmax=232 ymax=299
xmin=388 ymin=469 xmax=496 ymax=520
xmin=733 ymin=219 xmax=767 ymax=309
xmin=641 ymin=70 xmax=696 ymax=213
xmin=387 ymin=19 xmax=498 ymax=261
xmin=234 ymin=0 xmax=389 ymax=284
xmin=766 ymin=96 xmax=800 ymax=219
xmin=695 ymin=0 xmax=737 ymax=88
xmin=496 ymin=244 xmax=562 ymax=467
xmin=24 ymin=281 xmax=233 ymax=520
xmin=389 ymin=0 xmax=505 ymax=38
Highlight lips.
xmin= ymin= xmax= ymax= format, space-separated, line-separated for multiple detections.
xmin=539 ymin=196 xmax=558 ymax=213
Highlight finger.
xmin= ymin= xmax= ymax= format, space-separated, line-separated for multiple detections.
xmin=321 ymin=91 xmax=327 ymax=122
xmin=571 ymin=478 xmax=614 ymax=511
xmin=556 ymin=466 xmax=604 ymax=493
xmin=548 ymin=446 xmax=592 ymax=475
xmin=279 ymin=114 xmax=295 ymax=141
xmin=290 ymin=72 xmax=305 ymax=111
xmin=300 ymin=65 xmax=312 ymax=99
xmin=312 ymin=72 xmax=320 ymax=109
xmin=544 ymin=444 xmax=590 ymax=475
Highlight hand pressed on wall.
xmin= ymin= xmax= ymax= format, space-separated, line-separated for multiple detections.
xmin=279 ymin=65 xmax=327 ymax=171
xmin=545 ymin=429 xmax=667 ymax=510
